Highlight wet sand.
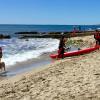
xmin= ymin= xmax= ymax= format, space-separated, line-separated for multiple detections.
xmin=0 ymin=35 xmax=100 ymax=100
xmin=0 ymin=52 xmax=53 ymax=77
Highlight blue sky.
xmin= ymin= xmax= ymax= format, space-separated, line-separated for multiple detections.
xmin=0 ymin=0 xmax=100 ymax=25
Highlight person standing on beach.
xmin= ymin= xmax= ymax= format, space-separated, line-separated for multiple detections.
xmin=0 ymin=47 xmax=5 ymax=71
xmin=94 ymin=30 xmax=100 ymax=45
xmin=0 ymin=47 xmax=2 ymax=62
xmin=58 ymin=35 xmax=67 ymax=59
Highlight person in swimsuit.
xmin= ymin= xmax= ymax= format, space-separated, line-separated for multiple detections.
xmin=0 ymin=47 xmax=2 ymax=62
xmin=58 ymin=35 xmax=67 ymax=59
xmin=94 ymin=30 xmax=100 ymax=45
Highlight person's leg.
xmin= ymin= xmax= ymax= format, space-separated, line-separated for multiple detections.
xmin=57 ymin=49 xmax=60 ymax=58
xmin=57 ymin=54 xmax=60 ymax=60
xmin=61 ymin=48 xmax=65 ymax=59
xmin=57 ymin=49 xmax=61 ymax=59
xmin=2 ymin=62 xmax=5 ymax=71
xmin=96 ymin=39 xmax=99 ymax=45
xmin=99 ymin=39 xmax=100 ymax=45
xmin=97 ymin=39 xmax=100 ymax=45
xmin=0 ymin=52 xmax=2 ymax=62
xmin=62 ymin=54 xmax=64 ymax=59
xmin=58 ymin=48 xmax=63 ymax=58
xmin=0 ymin=58 xmax=1 ymax=63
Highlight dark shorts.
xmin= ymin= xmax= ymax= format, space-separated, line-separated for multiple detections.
xmin=0 ymin=51 xmax=2 ymax=58
xmin=96 ymin=39 xmax=100 ymax=45
xmin=58 ymin=48 xmax=64 ymax=54
xmin=0 ymin=47 xmax=2 ymax=58
xmin=58 ymin=48 xmax=65 ymax=58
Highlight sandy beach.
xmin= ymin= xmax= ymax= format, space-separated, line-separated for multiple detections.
xmin=0 ymin=35 xmax=100 ymax=100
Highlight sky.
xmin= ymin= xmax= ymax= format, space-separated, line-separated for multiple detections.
xmin=0 ymin=0 xmax=100 ymax=25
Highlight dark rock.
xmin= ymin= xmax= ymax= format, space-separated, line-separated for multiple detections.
xmin=48 ymin=32 xmax=62 ymax=34
xmin=15 ymin=31 xmax=94 ymax=39
xmin=15 ymin=31 xmax=40 ymax=34
xmin=0 ymin=34 xmax=11 ymax=39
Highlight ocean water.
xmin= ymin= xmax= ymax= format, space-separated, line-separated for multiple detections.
xmin=0 ymin=38 xmax=59 ymax=67
xmin=0 ymin=24 xmax=100 ymax=35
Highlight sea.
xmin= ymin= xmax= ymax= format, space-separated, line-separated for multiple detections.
xmin=0 ymin=24 xmax=100 ymax=35
xmin=0 ymin=24 xmax=100 ymax=76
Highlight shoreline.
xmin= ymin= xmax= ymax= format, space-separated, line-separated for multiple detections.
xmin=0 ymin=35 xmax=100 ymax=99
xmin=1 ymin=51 xmax=55 ymax=78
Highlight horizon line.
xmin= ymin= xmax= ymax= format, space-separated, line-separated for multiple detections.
xmin=0 ymin=23 xmax=100 ymax=26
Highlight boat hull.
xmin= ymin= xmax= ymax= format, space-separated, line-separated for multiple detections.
xmin=50 ymin=46 xmax=99 ymax=59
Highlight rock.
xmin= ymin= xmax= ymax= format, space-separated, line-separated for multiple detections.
xmin=15 ymin=31 xmax=39 ymax=34
xmin=0 ymin=34 xmax=11 ymax=39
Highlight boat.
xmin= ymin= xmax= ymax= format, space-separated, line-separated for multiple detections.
xmin=50 ymin=45 xmax=100 ymax=59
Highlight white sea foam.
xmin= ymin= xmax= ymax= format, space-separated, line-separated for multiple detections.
xmin=0 ymin=38 xmax=59 ymax=67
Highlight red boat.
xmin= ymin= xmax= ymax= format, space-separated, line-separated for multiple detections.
xmin=50 ymin=45 xmax=100 ymax=59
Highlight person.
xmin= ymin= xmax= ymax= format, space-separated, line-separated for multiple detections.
xmin=94 ymin=30 xmax=100 ymax=45
xmin=0 ymin=47 xmax=5 ymax=71
xmin=0 ymin=47 xmax=2 ymax=62
xmin=58 ymin=35 xmax=67 ymax=59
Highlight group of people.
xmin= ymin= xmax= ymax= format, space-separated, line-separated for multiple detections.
xmin=58 ymin=30 xmax=100 ymax=59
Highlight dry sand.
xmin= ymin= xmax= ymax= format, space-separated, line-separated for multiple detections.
xmin=0 ymin=35 xmax=100 ymax=100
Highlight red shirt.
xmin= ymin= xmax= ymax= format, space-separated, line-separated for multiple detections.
xmin=94 ymin=31 xmax=100 ymax=39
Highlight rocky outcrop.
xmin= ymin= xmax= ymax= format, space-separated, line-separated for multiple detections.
xmin=0 ymin=34 xmax=11 ymax=39
xmin=19 ymin=32 xmax=93 ymax=39
xmin=15 ymin=31 xmax=94 ymax=39
xmin=15 ymin=32 xmax=40 ymax=34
